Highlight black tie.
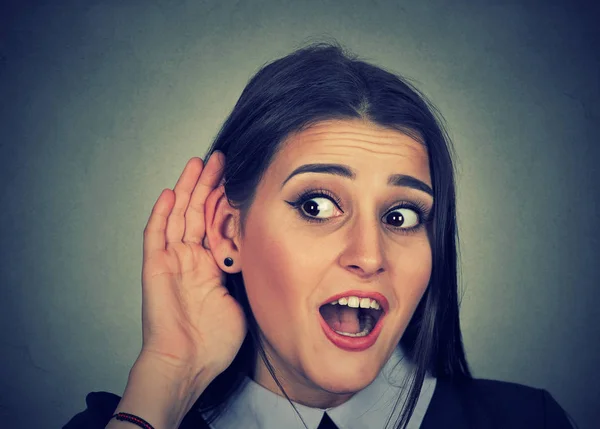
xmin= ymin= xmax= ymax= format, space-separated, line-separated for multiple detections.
xmin=317 ymin=412 xmax=339 ymax=429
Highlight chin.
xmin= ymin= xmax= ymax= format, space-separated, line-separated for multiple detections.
xmin=307 ymin=359 xmax=381 ymax=394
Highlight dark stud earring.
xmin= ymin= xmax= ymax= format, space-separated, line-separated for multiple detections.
xmin=224 ymin=257 xmax=234 ymax=267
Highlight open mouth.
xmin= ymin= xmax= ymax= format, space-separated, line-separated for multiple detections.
xmin=319 ymin=296 xmax=384 ymax=338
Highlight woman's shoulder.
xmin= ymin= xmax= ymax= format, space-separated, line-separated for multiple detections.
xmin=422 ymin=377 xmax=574 ymax=429
xmin=62 ymin=391 xmax=211 ymax=429
xmin=451 ymin=376 xmax=547 ymax=399
xmin=63 ymin=379 xmax=575 ymax=429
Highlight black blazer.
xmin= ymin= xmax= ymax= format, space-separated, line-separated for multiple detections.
xmin=63 ymin=377 xmax=575 ymax=428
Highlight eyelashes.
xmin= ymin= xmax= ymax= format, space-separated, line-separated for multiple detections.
xmin=284 ymin=187 xmax=433 ymax=234
xmin=289 ymin=188 xmax=343 ymax=212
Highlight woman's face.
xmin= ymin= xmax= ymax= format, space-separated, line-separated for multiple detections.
xmin=237 ymin=118 xmax=433 ymax=407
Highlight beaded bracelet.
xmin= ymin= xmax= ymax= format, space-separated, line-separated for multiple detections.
xmin=110 ymin=412 xmax=155 ymax=429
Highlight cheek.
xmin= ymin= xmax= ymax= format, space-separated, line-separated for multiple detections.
xmin=239 ymin=215 xmax=312 ymax=333
xmin=393 ymin=240 xmax=432 ymax=305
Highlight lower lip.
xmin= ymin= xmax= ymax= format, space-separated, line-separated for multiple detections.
xmin=318 ymin=311 xmax=385 ymax=352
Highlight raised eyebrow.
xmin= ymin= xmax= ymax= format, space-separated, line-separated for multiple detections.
xmin=281 ymin=163 xmax=433 ymax=197
xmin=281 ymin=164 xmax=354 ymax=188
xmin=388 ymin=175 xmax=433 ymax=196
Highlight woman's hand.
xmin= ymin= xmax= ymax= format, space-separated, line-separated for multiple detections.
xmin=139 ymin=152 xmax=247 ymax=378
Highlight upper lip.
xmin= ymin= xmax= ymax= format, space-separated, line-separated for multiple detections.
xmin=320 ymin=290 xmax=389 ymax=313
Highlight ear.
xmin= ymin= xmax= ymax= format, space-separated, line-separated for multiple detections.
xmin=204 ymin=184 xmax=243 ymax=273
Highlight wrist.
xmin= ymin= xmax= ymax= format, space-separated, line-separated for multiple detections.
xmin=135 ymin=349 xmax=219 ymax=391
xmin=112 ymin=354 xmax=214 ymax=429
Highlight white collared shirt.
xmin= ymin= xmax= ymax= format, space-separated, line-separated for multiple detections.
xmin=206 ymin=345 xmax=437 ymax=429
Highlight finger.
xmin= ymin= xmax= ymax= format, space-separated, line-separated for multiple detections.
xmin=165 ymin=157 xmax=203 ymax=244
xmin=183 ymin=151 xmax=225 ymax=244
xmin=143 ymin=188 xmax=174 ymax=262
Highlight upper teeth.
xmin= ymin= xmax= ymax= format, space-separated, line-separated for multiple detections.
xmin=330 ymin=296 xmax=381 ymax=310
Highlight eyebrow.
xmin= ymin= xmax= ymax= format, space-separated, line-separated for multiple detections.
xmin=281 ymin=163 xmax=433 ymax=196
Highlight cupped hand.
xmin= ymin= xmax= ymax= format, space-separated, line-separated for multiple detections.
xmin=139 ymin=152 xmax=247 ymax=377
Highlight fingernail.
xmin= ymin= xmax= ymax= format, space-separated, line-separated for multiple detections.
xmin=208 ymin=151 xmax=220 ymax=162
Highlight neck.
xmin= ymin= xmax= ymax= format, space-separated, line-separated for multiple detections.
xmin=252 ymin=348 xmax=356 ymax=409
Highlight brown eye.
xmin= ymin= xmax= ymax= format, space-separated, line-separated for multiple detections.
xmin=384 ymin=208 xmax=419 ymax=228
xmin=301 ymin=197 xmax=337 ymax=218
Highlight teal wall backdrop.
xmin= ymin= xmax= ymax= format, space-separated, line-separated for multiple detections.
xmin=1 ymin=1 xmax=598 ymax=428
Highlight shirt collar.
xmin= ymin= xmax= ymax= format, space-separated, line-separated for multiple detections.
xmin=208 ymin=345 xmax=437 ymax=429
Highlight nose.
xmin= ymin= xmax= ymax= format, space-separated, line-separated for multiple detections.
xmin=338 ymin=215 xmax=385 ymax=279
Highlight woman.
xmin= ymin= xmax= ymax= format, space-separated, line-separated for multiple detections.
xmin=63 ymin=42 xmax=576 ymax=429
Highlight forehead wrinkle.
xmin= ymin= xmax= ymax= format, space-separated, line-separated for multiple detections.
xmin=292 ymin=131 xmax=426 ymax=153
xmin=306 ymin=146 xmax=418 ymax=158
xmin=300 ymin=119 xmax=423 ymax=137
xmin=295 ymin=130 xmax=416 ymax=146
xmin=301 ymin=138 xmax=412 ymax=150
xmin=303 ymin=140 xmax=428 ymax=157
xmin=299 ymin=129 xmax=406 ymax=141
xmin=279 ymin=121 xmax=429 ymax=176
xmin=283 ymin=120 xmax=427 ymax=155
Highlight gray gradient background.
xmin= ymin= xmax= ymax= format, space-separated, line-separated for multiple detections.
xmin=1 ymin=1 xmax=598 ymax=428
